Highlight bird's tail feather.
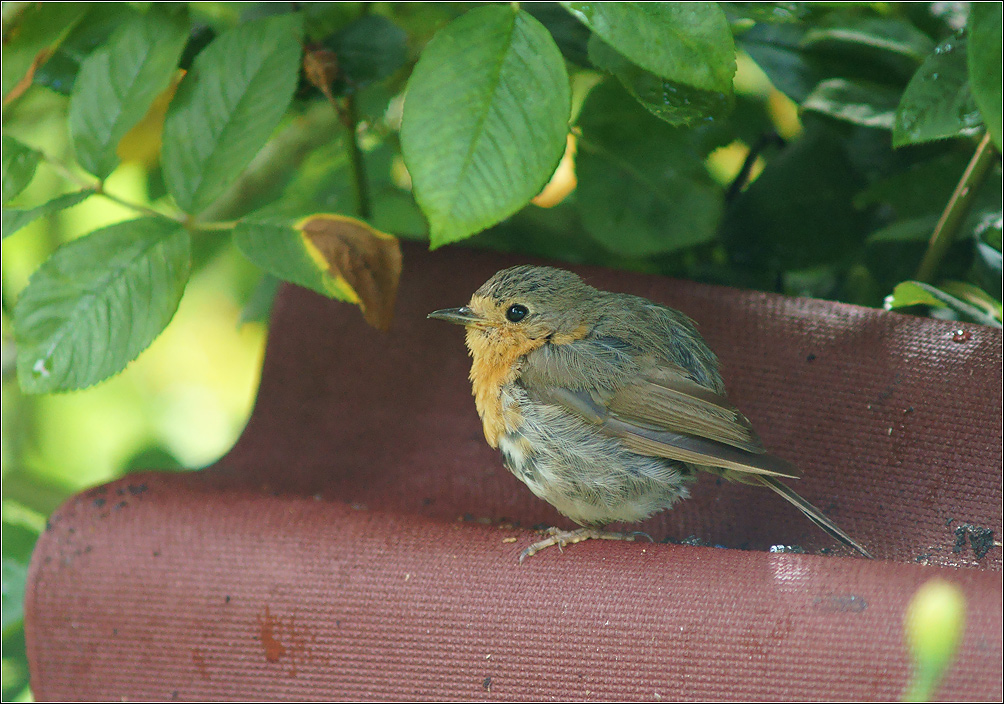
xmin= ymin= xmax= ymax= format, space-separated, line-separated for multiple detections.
xmin=754 ymin=475 xmax=873 ymax=558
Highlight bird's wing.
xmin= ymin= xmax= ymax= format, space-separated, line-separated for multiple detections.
xmin=524 ymin=383 xmax=800 ymax=480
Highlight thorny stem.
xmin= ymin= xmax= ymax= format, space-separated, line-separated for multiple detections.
xmin=915 ymin=131 xmax=998 ymax=283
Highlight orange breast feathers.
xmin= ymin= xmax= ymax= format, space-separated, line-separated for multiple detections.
xmin=465 ymin=326 xmax=544 ymax=448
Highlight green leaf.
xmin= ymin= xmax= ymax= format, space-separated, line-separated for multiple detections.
xmin=68 ymin=5 xmax=190 ymax=179
xmin=1 ymin=137 xmax=41 ymax=204
xmin=234 ymin=220 xmax=346 ymax=300
xmin=853 ymin=151 xmax=970 ymax=217
xmin=1 ymin=559 xmax=27 ymax=635
xmin=893 ymin=34 xmax=982 ymax=147
xmin=2 ymin=189 xmax=95 ymax=238
xmin=325 ymin=15 xmax=407 ymax=94
xmin=884 ymin=280 xmax=1001 ymax=328
xmin=740 ymin=23 xmax=819 ymax=102
xmin=803 ymin=78 xmax=900 ymax=129
xmin=576 ymin=80 xmax=721 ymax=257
xmin=32 ymin=3 xmax=141 ymax=96
xmin=161 ymin=13 xmax=304 ymax=215
xmin=563 ymin=2 xmax=735 ymax=94
xmin=525 ymin=2 xmax=592 ymax=67
xmin=239 ymin=273 xmax=281 ymax=325
xmin=1 ymin=3 xmax=90 ymax=103
xmin=939 ymin=280 xmax=1003 ymax=323
xmin=721 ymin=120 xmax=869 ymax=271
xmin=588 ymin=35 xmax=731 ymax=127
xmin=13 ymin=217 xmax=191 ymax=394
xmin=235 ymin=215 xmax=402 ymax=331
xmin=801 ymin=17 xmax=934 ymax=82
xmin=968 ymin=3 xmax=1003 ymax=150
xmin=400 ymin=6 xmax=570 ymax=247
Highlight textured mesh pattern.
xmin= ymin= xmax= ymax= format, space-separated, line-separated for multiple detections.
xmin=27 ymin=244 xmax=1001 ymax=700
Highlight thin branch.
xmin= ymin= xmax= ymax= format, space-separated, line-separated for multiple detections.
xmin=915 ymin=131 xmax=998 ymax=283
xmin=38 ymin=152 xmax=183 ymax=222
xmin=343 ymin=93 xmax=372 ymax=220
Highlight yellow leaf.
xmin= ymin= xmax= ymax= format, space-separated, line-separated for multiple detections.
xmin=117 ymin=71 xmax=183 ymax=167
xmin=296 ymin=214 xmax=402 ymax=331
xmin=532 ymin=133 xmax=577 ymax=208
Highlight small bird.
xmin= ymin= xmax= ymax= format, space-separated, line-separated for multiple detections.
xmin=429 ymin=265 xmax=872 ymax=561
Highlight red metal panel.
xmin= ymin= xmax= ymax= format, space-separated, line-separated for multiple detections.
xmin=26 ymin=244 xmax=1002 ymax=700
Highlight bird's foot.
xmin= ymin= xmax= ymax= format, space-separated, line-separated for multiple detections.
xmin=519 ymin=527 xmax=648 ymax=563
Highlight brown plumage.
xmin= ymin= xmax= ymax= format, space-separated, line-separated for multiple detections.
xmin=429 ymin=265 xmax=872 ymax=560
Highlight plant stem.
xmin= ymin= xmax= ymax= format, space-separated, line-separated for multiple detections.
xmin=198 ymin=100 xmax=340 ymax=223
xmin=343 ymin=94 xmax=372 ymax=220
xmin=915 ymin=131 xmax=998 ymax=283
xmin=39 ymin=152 xmax=182 ymax=222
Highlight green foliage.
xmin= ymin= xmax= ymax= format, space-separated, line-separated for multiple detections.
xmin=577 ymin=80 xmax=721 ymax=256
xmin=893 ymin=34 xmax=981 ymax=147
xmin=968 ymin=3 xmax=1003 ymax=150
xmin=234 ymin=220 xmax=345 ymax=299
xmin=563 ymin=2 xmax=736 ymax=93
xmin=1 ymin=0 xmax=998 ymax=397
xmin=401 ymin=5 xmax=571 ymax=247
xmin=2 ymin=189 xmax=95 ymax=238
xmin=161 ymin=13 xmax=304 ymax=215
xmin=68 ymin=5 xmax=190 ymax=179
xmin=1 ymin=136 xmax=40 ymax=204
xmin=13 ymin=218 xmax=191 ymax=393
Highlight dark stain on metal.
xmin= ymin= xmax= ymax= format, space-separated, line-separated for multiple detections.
xmin=258 ymin=606 xmax=287 ymax=664
xmin=814 ymin=594 xmax=868 ymax=613
xmin=954 ymin=523 xmax=995 ymax=559
xmin=256 ymin=606 xmax=314 ymax=676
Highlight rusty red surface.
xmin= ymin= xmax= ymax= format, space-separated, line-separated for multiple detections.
xmin=26 ymin=244 xmax=1002 ymax=700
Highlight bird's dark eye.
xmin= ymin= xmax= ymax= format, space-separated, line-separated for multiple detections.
xmin=506 ymin=304 xmax=529 ymax=323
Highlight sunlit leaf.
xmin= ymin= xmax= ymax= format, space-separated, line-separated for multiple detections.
xmin=562 ymin=2 xmax=736 ymax=93
xmin=401 ymin=6 xmax=570 ymax=247
xmin=68 ymin=5 xmax=189 ymax=178
xmin=588 ymin=36 xmax=731 ymax=127
xmin=884 ymin=280 xmax=1001 ymax=327
xmin=2 ymin=189 xmax=95 ymax=238
xmin=13 ymin=218 xmax=191 ymax=393
xmin=161 ymin=13 xmax=303 ymax=215
xmin=1 ymin=136 xmax=41 ymax=204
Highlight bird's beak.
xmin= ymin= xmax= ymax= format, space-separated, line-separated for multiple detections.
xmin=427 ymin=306 xmax=481 ymax=326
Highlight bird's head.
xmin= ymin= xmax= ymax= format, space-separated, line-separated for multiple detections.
xmin=428 ymin=265 xmax=600 ymax=359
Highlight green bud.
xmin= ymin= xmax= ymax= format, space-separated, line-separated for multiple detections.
xmin=903 ymin=579 xmax=966 ymax=701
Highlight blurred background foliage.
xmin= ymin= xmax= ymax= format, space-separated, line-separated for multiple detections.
xmin=1 ymin=2 xmax=1000 ymax=698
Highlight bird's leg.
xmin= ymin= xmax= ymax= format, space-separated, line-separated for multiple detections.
xmin=519 ymin=526 xmax=648 ymax=563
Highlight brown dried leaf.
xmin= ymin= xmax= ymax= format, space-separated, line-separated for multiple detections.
xmin=297 ymin=214 xmax=402 ymax=331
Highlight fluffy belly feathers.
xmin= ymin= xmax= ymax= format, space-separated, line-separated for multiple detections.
xmin=495 ymin=383 xmax=695 ymax=526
